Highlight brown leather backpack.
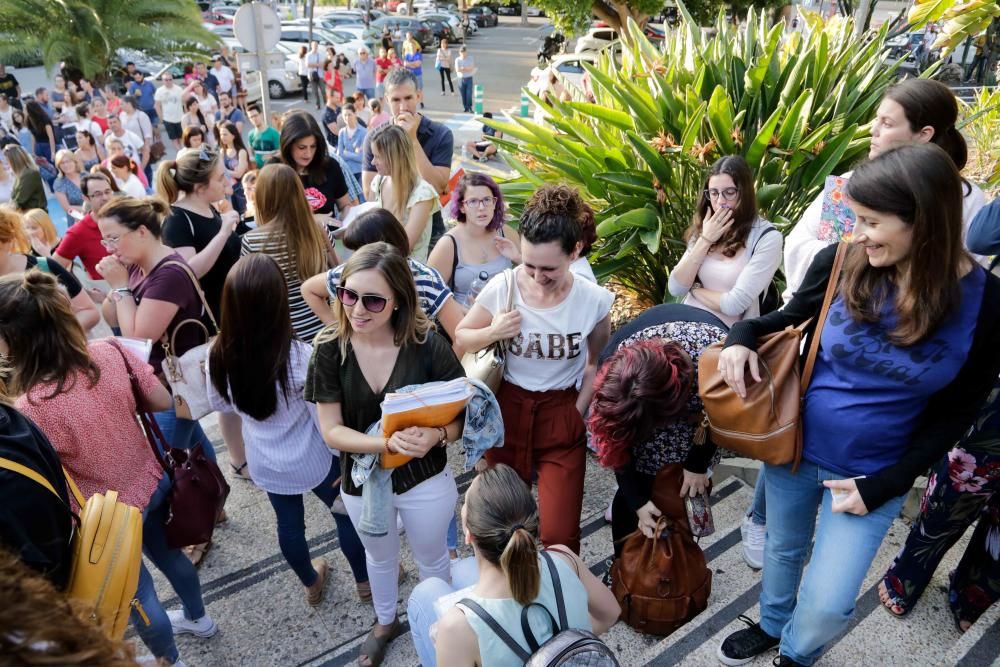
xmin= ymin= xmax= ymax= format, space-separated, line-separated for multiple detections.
xmin=610 ymin=464 xmax=711 ymax=636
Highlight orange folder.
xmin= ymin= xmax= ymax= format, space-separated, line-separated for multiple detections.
xmin=381 ymin=380 xmax=473 ymax=469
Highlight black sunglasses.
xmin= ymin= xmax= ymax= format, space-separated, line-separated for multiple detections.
xmin=335 ymin=286 xmax=391 ymax=313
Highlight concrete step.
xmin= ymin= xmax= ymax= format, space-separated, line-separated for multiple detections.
xmin=139 ymin=417 xmax=999 ymax=666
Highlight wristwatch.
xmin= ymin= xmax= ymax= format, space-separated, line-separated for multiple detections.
xmin=109 ymin=287 xmax=132 ymax=303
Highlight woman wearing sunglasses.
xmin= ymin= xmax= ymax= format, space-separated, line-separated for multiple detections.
xmin=668 ymin=155 xmax=782 ymax=329
xmin=306 ymin=242 xmax=465 ymax=667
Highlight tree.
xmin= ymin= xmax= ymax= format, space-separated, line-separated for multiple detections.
xmin=0 ymin=0 xmax=221 ymax=82
xmin=526 ymin=0 xmax=664 ymax=36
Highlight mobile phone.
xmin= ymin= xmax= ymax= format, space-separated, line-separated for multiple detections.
xmin=685 ymin=492 xmax=715 ymax=538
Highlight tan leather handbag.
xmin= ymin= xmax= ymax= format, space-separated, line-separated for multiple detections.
xmin=698 ymin=243 xmax=847 ymax=469
xmin=460 ymin=268 xmax=514 ymax=393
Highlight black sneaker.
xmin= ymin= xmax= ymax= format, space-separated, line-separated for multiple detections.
xmin=773 ymin=656 xmax=805 ymax=667
xmin=716 ymin=615 xmax=780 ymax=666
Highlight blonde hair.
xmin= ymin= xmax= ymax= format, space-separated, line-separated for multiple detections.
xmin=154 ymin=148 xmax=221 ymax=203
xmin=0 ymin=209 xmax=30 ymax=253
xmin=316 ymin=242 xmax=431 ymax=356
xmin=22 ymin=209 xmax=58 ymax=248
xmin=370 ymin=124 xmax=420 ymax=224
xmin=253 ymin=164 xmax=328 ymax=282
xmin=53 ymin=148 xmax=83 ymax=177
xmin=3 ymin=144 xmax=37 ymax=176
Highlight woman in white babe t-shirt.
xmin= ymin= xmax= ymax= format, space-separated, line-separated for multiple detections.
xmin=456 ymin=185 xmax=613 ymax=554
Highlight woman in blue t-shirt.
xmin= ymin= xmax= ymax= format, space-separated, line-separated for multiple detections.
xmin=714 ymin=143 xmax=1000 ymax=667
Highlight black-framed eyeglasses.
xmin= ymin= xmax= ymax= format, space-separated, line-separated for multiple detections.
xmin=335 ymin=286 xmax=391 ymax=313
xmin=706 ymin=187 xmax=739 ymax=201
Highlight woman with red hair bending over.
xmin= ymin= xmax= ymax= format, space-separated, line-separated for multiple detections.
xmin=588 ymin=303 xmax=729 ymax=555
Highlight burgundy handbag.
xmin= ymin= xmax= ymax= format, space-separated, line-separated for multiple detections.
xmin=108 ymin=339 xmax=230 ymax=550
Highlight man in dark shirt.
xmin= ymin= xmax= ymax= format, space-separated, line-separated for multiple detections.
xmin=362 ymin=68 xmax=454 ymax=249
xmin=321 ymin=89 xmax=342 ymax=148
xmin=0 ymin=404 xmax=74 ymax=590
xmin=0 ymin=64 xmax=21 ymax=109
xmin=195 ymin=62 xmax=221 ymax=102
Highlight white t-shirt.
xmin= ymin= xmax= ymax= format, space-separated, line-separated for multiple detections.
xmin=120 ymin=110 xmax=152 ymax=143
xmin=116 ymin=173 xmax=147 ymax=198
xmin=569 ymin=257 xmax=597 ymax=284
xmin=105 ymin=129 xmax=144 ymax=160
xmin=154 ymin=85 xmax=184 ymax=124
xmin=477 ymin=267 xmax=613 ymax=391
xmin=211 ymin=65 xmax=235 ymax=95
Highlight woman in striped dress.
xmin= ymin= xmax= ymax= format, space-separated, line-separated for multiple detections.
xmin=207 ymin=254 xmax=370 ymax=604
xmin=240 ymin=163 xmax=340 ymax=342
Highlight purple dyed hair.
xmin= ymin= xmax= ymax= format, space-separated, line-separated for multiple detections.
xmin=447 ymin=172 xmax=506 ymax=232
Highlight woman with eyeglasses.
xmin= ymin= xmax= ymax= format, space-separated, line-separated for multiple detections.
xmin=155 ymin=148 xmax=246 ymax=553
xmin=428 ymin=172 xmax=521 ymax=309
xmin=668 ymin=155 xmax=782 ymax=329
xmin=306 ymin=242 xmax=466 ymax=667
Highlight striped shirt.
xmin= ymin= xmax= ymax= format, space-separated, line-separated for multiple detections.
xmin=241 ymin=227 xmax=328 ymax=342
xmin=206 ymin=340 xmax=333 ymax=495
xmin=326 ymin=258 xmax=452 ymax=320
xmin=330 ymin=151 xmax=364 ymax=204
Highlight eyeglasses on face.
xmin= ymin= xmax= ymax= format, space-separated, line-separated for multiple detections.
xmin=335 ymin=286 xmax=391 ymax=313
xmin=463 ymin=196 xmax=496 ymax=210
xmin=100 ymin=228 xmax=135 ymax=249
xmin=706 ymin=187 xmax=739 ymax=201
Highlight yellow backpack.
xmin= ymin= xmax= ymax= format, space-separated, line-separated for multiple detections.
xmin=0 ymin=457 xmax=146 ymax=639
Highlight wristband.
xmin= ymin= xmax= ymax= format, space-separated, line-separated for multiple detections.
xmin=700 ymin=234 xmax=717 ymax=245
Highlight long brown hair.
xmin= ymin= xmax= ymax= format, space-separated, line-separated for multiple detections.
xmin=883 ymin=78 xmax=967 ymax=171
xmin=209 ymin=254 xmax=295 ymax=421
xmin=253 ymin=163 xmax=328 ymax=281
xmin=464 ymin=464 xmax=542 ymax=606
xmin=316 ymin=242 xmax=431 ymax=356
xmin=842 ymin=143 xmax=969 ymax=346
xmin=0 ymin=272 xmax=99 ymax=400
xmin=684 ymin=155 xmax=758 ymax=257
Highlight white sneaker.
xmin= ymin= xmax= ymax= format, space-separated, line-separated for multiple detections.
xmin=166 ymin=609 xmax=218 ymax=638
xmin=740 ymin=514 xmax=766 ymax=570
xmin=137 ymin=656 xmax=187 ymax=667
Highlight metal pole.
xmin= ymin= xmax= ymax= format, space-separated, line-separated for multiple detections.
xmin=252 ymin=1 xmax=271 ymax=120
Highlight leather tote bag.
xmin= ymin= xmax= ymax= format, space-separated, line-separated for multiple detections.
xmin=460 ymin=268 xmax=515 ymax=393
xmin=698 ymin=243 xmax=846 ymax=469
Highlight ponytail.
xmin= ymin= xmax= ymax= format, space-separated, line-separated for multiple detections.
xmin=464 ymin=464 xmax=543 ymax=606
xmin=154 ymin=148 xmax=220 ymax=204
xmin=155 ymin=159 xmax=180 ymax=203
xmin=499 ymin=526 xmax=542 ymax=606
xmin=936 ymin=125 xmax=968 ymax=171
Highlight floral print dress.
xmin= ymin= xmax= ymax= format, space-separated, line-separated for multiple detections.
xmin=882 ymin=377 xmax=1000 ymax=628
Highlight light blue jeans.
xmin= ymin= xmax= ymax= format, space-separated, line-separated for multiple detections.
xmin=749 ymin=467 xmax=766 ymax=525
xmin=153 ymin=407 xmax=217 ymax=463
xmin=131 ymin=473 xmax=208 ymax=662
xmin=759 ymin=460 xmax=906 ymax=665
xmin=407 ymin=557 xmax=480 ymax=667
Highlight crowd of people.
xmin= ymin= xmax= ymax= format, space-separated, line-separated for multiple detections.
xmin=0 ymin=42 xmax=998 ymax=667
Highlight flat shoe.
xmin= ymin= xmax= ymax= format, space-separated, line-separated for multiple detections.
xmin=358 ymin=618 xmax=403 ymax=667
xmin=307 ymin=559 xmax=329 ymax=606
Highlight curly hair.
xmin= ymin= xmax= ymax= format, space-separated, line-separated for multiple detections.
xmin=587 ymin=339 xmax=694 ymax=470
xmin=520 ymin=184 xmax=584 ymax=255
xmin=447 ymin=172 xmax=506 ymax=231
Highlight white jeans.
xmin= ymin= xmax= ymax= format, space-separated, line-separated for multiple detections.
xmin=341 ymin=468 xmax=458 ymax=625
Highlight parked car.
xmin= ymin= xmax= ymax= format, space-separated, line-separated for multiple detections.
xmin=422 ymin=17 xmax=455 ymax=42
xmin=497 ymin=4 xmax=520 ymax=16
xmin=525 ymin=6 xmax=545 ymax=17
xmin=279 ymin=23 xmax=366 ymax=66
xmin=202 ymin=11 xmax=231 ymax=25
xmin=466 ymin=6 xmax=498 ymax=27
xmin=370 ymin=16 xmax=436 ymax=48
xmin=575 ymin=26 xmax=619 ymax=54
xmin=223 ymin=39 xmax=302 ymax=99
xmin=317 ymin=12 xmax=367 ymax=29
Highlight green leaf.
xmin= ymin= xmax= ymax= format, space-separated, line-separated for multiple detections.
xmin=777 ymin=89 xmax=815 ymax=150
xmin=564 ymin=101 xmax=635 ymax=132
xmin=745 ymin=103 xmax=785 ymax=170
xmin=596 ymin=207 xmax=660 ymax=237
xmin=801 ymin=125 xmax=859 ymax=191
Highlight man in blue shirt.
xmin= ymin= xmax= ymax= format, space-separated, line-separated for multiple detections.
xmin=216 ymin=91 xmax=246 ymax=133
xmin=361 ymin=68 xmax=453 ymax=249
xmin=127 ymin=71 xmax=158 ymax=127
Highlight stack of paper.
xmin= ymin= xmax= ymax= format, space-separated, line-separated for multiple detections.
xmin=380 ymin=379 xmax=473 ymax=469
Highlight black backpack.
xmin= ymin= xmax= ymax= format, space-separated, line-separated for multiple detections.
xmin=458 ymin=551 xmax=620 ymax=667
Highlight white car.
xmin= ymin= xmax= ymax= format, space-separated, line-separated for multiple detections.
xmin=575 ymin=26 xmax=619 ymax=54
xmin=223 ymin=38 xmax=302 ymax=99
xmin=280 ymin=22 xmax=366 ymax=66
xmin=528 ymin=52 xmax=597 ymax=97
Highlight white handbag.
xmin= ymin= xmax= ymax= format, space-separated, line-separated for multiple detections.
xmin=159 ymin=260 xmax=217 ymax=421
xmin=460 ymin=269 xmax=514 ymax=394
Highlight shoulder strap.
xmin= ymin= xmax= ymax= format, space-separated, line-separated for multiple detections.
xmin=34 ymin=256 xmax=50 ymax=273
xmin=457 ymin=598 xmax=532 ymax=661
xmin=751 ymin=225 xmax=778 ymax=255
xmin=447 ymin=234 xmax=459 ymax=291
xmin=160 ymin=259 xmax=219 ymax=334
xmin=504 ymin=268 xmax=515 ymax=312
xmin=541 ymin=550 xmax=569 ymax=630
xmin=801 ymin=242 xmax=848 ymax=393
xmin=0 ymin=457 xmax=85 ymax=509
xmin=177 ymin=207 xmax=196 ymax=237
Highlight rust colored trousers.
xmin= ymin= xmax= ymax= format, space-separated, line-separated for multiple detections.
xmin=486 ymin=380 xmax=587 ymax=553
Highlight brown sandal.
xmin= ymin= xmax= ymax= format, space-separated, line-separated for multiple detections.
xmin=307 ymin=559 xmax=329 ymax=606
